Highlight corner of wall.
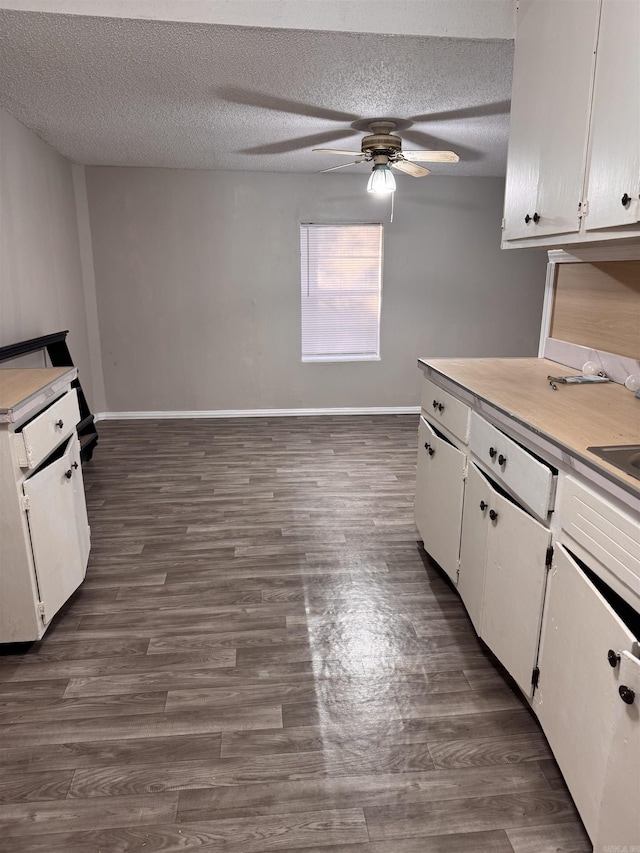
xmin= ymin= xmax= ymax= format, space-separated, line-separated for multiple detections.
xmin=71 ymin=163 xmax=108 ymax=414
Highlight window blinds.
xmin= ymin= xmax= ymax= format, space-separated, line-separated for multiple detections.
xmin=300 ymin=223 xmax=383 ymax=362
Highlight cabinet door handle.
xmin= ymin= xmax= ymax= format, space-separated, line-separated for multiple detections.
xmin=498 ymin=454 xmax=507 ymax=466
xmin=437 ymin=403 xmax=444 ymax=413
xmin=55 ymin=419 xmax=64 ymax=428
xmin=489 ymin=447 xmax=497 ymax=459
xmin=489 ymin=509 xmax=498 ymax=522
xmin=72 ymin=461 xmax=79 ymax=470
xmin=619 ymin=685 xmax=636 ymax=705
xmin=432 ymin=399 xmax=438 ymax=409
xmin=428 ymin=446 xmax=435 ymax=457
xmin=607 ymin=649 xmax=621 ymax=668
xmin=621 ymin=192 xmax=632 ymax=207
xmin=524 ymin=212 xmax=540 ymax=224
xmin=479 ymin=501 xmax=488 ymax=511
xmin=424 ymin=441 xmax=430 ymax=451
xmin=65 ymin=469 xmax=73 ymax=479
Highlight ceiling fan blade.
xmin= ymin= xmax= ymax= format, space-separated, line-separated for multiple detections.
xmin=391 ymin=160 xmax=431 ymax=177
xmin=318 ymin=160 xmax=365 ymax=174
xmin=216 ymin=87 xmax=360 ymax=123
xmin=402 ymin=150 xmax=460 ymax=163
xmin=313 ymin=148 xmax=363 ymax=156
xmin=410 ymin=100 xmax=511 ymax=124
xmin=402 ymin=129 xmax=479 ymax=162
xmin=241 ymin=130 xmax=356 ymax=155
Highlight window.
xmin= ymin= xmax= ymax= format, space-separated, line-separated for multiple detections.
xmin=300 ymin=223 xmax=382 ymax=362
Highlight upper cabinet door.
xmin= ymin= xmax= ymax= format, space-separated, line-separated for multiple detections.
xmin=585 ymin=0 xmax=640 ymax=231
xmin=502 ymin=0 xmax=600 ymax=241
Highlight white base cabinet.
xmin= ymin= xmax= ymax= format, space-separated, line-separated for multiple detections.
xmin=459 ymin=462 xmax=551 ymax=697
xmin=534 ymin=545 xmax=640 ymax=844
xmin=0 ymin=369 xmax=91 ymax=643
xmin=415 ymin=362 xmax=640 ymax=850
xmin=415 ymin=416 xmax=465 ymax=585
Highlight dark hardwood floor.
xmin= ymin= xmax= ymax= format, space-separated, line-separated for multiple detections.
xmin=0 ymin=416 xmax=591 ymax=852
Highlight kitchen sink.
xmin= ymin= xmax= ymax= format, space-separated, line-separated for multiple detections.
xmin=587 ymin=444 xmax=640 ymax=481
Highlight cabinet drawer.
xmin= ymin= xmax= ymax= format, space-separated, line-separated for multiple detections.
xmin=558 ymin=475 xmax=640 ymax=610
xmin=15 ymin=389 xmax=79 ymax=470
xmin=421 ymin=378 xmax=470 ymax=444
xmin=469 ymin=411 xmax=556 ymax=521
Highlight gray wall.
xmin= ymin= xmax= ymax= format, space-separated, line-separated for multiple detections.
xmin=0 ymin=107 xmax=97 ymax=405
xmin=86 ymin=167 xmax=548 ymax=413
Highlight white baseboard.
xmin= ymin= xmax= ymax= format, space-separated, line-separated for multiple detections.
xmin=95 ymin=406 xmax=421 ymax=422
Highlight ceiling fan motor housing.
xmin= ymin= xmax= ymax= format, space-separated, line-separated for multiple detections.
xmin=361 ymin=121 xmax=402 ymax=160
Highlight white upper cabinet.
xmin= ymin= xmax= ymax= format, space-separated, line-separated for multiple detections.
xmin=584 ymin=0 xmax=640 ymax=231
xmin=502 ymin=0 xmax=599 ymax=242
xmin=502 ymin=0 xmax=640 ymax=248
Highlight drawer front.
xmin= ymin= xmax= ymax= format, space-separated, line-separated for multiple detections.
xmin=469 ymin=411 xmax=555 ymax=521
xmin=17 ymin=389 xmax=79 ymax=470
xmin=421 ymin=377 xmax=470 ymax=444
xmin=558 ymin=475 xmax=640 ymax=609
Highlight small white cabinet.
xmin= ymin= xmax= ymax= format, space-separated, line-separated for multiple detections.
xmin=534 ymin=545 xmax=640 ymax=843
xmin=415 ymin=416 xmax=466 ymax=584
xmin=502 ymin=0 xmax=640 ymax=248
xmin=459 ymin=462 xmax=551 ymax=697
xmin=585 ymin=0 xmax=640 ymax=231
xmin=0 ymin=369 xmax=91 ymax=643
xmin=502 ymin=0 xmax=599 ymax=243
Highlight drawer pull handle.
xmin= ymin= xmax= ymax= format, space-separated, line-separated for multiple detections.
xmin=424 ymin=441 xmax=430 ymax=450
xmin=498 ymin=454 xmax=507 ymax=466
xmin=619 ymin=685 xmax=635 ymax=705
xmin=56 ymin=419 xmax=64 ymax=429
xmin=437 ymin=403 xmax=444 ymax=413
xmin=489 ymin=509 xmax=498 ymax=522
xmin=489 ymin=447 xmax=497 ymax=459
xmin=621 ymin=192 xmax=632 ymax=207
xmin=432 ymin=400 xmax=438 ymax=409
xmin=607 ymin=649 xmax=621 ymax=668
xmin=479 ymin=501 xmax=488 ymax=511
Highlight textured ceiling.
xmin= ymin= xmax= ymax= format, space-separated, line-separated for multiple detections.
xmin=0 ymin=10 xmax=514 ymax=176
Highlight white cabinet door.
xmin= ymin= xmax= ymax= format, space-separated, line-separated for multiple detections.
xmin=23 ymin=436 xmax=86 ymax=625
xmin=480 ymin=487 xmax=551 ymax=697
xmin=534 ymin=546 xmax=639 ymax=842
xmin=458 ymin=463 xmax=490 ymax=633
xmin=502 ymin=0 xmax=599 ymax=241
xmin=69 ymin=435 xmax=90 ymax=571
xmin=595 ymin=650 xmax=640 ymax=851
xmin=585 ymin=0 xmax=640 ymax=231
xmin=415 ymin=416 xmax=466 ymax=584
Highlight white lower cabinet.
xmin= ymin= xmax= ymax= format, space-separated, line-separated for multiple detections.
xmin=459 ymin=462 xmax=551 ymax=697
xmin=23 ymin=434 xmax=90 ymax=626
xmin=0 ymin=371 xmax=91 ymax=643
xmin=415 ymin=415 xmax=465 ymax=584
xmin=534 ymin=545 xmax=640 ymax=844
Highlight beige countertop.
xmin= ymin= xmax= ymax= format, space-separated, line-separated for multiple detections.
xmin=0 ymin=367 xmax=76 ymax=422
xmin=419 ymin=357 xmax=640 ymax=495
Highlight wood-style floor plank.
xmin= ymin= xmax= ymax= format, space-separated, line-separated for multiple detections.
xmin=0 ymin=416 xmax=590 ymax=851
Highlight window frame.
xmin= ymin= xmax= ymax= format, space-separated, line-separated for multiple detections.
xmin=300 ymin=222 xmax=383 ymax=364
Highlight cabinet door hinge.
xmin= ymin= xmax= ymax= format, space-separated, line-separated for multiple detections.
xmin=501 ymin=217 xmax=506 ymax=230
xmin=545 ymin=545 xmax=554 ymax=568
xmin=37 ymin=601 xmax=46 ymax=621
xmin=21 ymin=494 xmax=30 ymax=512
xmin=579 ymin=199 xmax=589 ymax=217
xmin=531 ymin=666 xmax=540 ymax=690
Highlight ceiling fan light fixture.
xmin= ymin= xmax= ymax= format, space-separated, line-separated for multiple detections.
xmin=367 ymin=163 xmax=396 ymax=195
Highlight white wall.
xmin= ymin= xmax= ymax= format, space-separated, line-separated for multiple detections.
xmin=0 ymin=107 xmax=100 ymax=407
xmin=85 ymin=167 xmax=548 ymax=413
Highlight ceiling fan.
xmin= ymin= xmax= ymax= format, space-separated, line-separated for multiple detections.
xmin=313 ymin=120 xmax=459 ymax=192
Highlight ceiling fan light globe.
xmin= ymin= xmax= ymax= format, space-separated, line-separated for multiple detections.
xmin=367 ymin=164 xmax=396 ymax=194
